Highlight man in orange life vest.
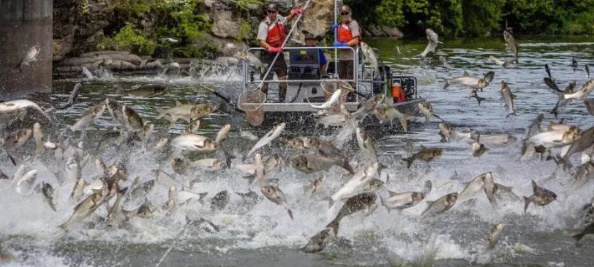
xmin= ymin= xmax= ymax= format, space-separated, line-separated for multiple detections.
xmin=332 ymin=5 xmax=360 ymax=88
xmin=257 ymin=3 xmax=304 ymax=103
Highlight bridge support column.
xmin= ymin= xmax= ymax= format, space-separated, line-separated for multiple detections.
xmin=0 ymin=0 xmax=53 ymax=100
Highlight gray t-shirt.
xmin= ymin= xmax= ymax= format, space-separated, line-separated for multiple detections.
xmin=257 ymin=16 xmax=288 ymax=44
xmin=338 ymin=19 xmax=360 ymax=61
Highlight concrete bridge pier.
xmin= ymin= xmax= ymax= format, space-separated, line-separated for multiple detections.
xmin=0 ymin=0 xmax=53 ymax=100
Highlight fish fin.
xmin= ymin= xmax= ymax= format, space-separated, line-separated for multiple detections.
xmin=477 ymin=96 xmax=485 ymax=106
xmin=403 ymin=157 xmax=413 ymax=168
xmin=325 ymin=218 xmax=340 ymax=232
xmin=378 ymin=162 xmax=387 ymax=176
xmin=426 ymin=200 xmax=434 ymax=205
xmin=287 ymin=208 xmax=294 ymax=220
xmin=388 ymin=190 xmax=399 ymax=197
xmin=423 ymin=180 xmax=433 ymax=194
xmin=7 ymin=153 xmax=17 ymax=166
xmin=531 ymin=180 xmax=538 ymax=192
xmin=463 ymin=71 xmax=470 ymax=77
xmin=58 ymin=222 xmax=69 ymax=231
xmin=443 ymin=79 xmax=450 ymax=90
xmin=175 ymin=100 xmax=182 ymax=106
xmin=506 ymin=112 xmax=516 ymax=118
xmin=342 ymin=159 xmax=354 ymax=174
xmin=198 ymin=192 xmax=208 ymax=205
xmin=523 ymin=196 xmax=530 ymax=213
xmin=242 ymin=175 xmax=255 ymax=184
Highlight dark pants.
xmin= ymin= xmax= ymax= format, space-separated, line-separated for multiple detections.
xmin=338 ymin=60 xmax=354 ymax=80
xmin=338 ymin=60 xmax=356 ymax=101
xmin=260 ymin=51 xmax=288 ymax=102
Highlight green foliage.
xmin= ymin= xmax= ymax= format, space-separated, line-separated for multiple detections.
xmin=345 ymin=0 xmax=594 ymax=37
xmin=115 ymin=0 xmax=152 ymax=14
xmin=234 ymin=0 xmax=264 ymax=11
xmin=172 ymin=44 xmax=219 ymax=58
xmin=80 ymin=0 xmax=90 ymax=15
xmin=236 ymin=19 xmax=252 ymax=41
xmin=99 ymin=23 xmax=156 ymax=55
xmin=154 ymin=8 xmax=211 ymax=42
xmin=100 ymin=0 xmax=217 ymax=58
xmin=461 ymin=0 xmax=505 ymax=36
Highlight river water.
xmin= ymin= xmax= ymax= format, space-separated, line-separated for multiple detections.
xmin=1 ymin=36 xmax=594 ymax=266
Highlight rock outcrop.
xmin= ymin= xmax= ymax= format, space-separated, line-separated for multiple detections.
xmin=52 ymin=0 xmax=400 ymax=72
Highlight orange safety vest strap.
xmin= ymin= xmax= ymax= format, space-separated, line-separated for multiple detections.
xmin=337 ymin=20 xmax=362 ymax=43
xmin=265 ymin=21 xmax=286 ymax=48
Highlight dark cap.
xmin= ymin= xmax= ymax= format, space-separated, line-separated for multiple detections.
xmin=267 ymin=3 xmax=279 ymax=11
xmin=340 ymin=5 xmax=350 ymax=13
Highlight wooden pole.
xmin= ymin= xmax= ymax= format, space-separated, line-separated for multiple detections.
xmin=0 ymin=0 xmax=53 ymax=100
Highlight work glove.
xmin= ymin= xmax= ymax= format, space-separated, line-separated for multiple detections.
xmin=291 ymin=8 xmax=305 ymax=16
xmin=333 ymin=41 xmax=348 ymax=47
xmin=267 ymin=46 xmax=283 ymax=53
xmin=331 ymin=23 xmax=339 ymax=30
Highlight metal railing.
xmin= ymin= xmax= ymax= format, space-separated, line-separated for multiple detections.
xmin=241 ymin=45 xmax=395 ymax=102
xmin=243 ymin=46 xmax=359 ymax=91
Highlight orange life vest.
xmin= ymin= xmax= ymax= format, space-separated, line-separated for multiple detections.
xmin=265 ymin=20 xmax=286 ymax=48
xmin=392 ymin=85 xmax=406 ymax=103
xmin=337 ymin=20 xmax=362 ymax=43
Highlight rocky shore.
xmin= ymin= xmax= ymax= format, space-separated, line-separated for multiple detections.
xmin=52 ymin=0 xmax=401 ymax=76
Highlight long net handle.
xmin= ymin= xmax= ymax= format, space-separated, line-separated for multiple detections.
xmin=257 ymin=0 xmax=314 ymax=89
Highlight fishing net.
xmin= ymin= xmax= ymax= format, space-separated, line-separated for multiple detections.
xmin=238 ymin=89 xmax=267 ymax=126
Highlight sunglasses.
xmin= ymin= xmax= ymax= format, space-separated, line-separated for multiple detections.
xmin=267 ymin=10 xmax=277 ymax=14
xmin=341 ymin=12 xmax=349 ymax=15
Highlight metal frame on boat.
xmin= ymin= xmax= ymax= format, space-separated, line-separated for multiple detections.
xmin=239 ymin=46 xmax=424 ymax=121
xmin=236 ymin=0 xmax=423 ymax=127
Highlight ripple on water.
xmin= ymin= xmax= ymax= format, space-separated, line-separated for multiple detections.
xmin=2 ymin=37 xmax=594 ymax=266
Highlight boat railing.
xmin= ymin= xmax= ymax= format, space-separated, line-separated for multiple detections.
xmin=242 ymin=46 xmax=394 ymax=101
xmin=243 ymin=46 xmax=359 ymax=91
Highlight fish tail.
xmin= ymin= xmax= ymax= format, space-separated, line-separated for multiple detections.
xmin=403 ymin=157 xmax=414 ymax=168
xmin=523 ymin=196 xmax=530 ymax=213
xmin=550 ymin=107 xmax=559 ymax=118
xmin=58 ymin=222 xmax=69 ymax=231
xmin=398 ymin=116 xmax=409 ymax=132
xmin=477 ymin=96 xmax=485 ymax=106
xmin=15 ymin=61 xmax=23 ymax=73
xmin=241 ymin=175 xmax=256 ymax=184
xmin=155 ymin=107 xmax=166 ymax=119
xmin=443 ymin=79 xmax=450 ymax=90
xmin=573 ymin=232 xmax=586 ymax=242
xmin=506 ymin=112 xmax=517 ymax=118
xmin=342 ymin=159 xmax=354 ymax=174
